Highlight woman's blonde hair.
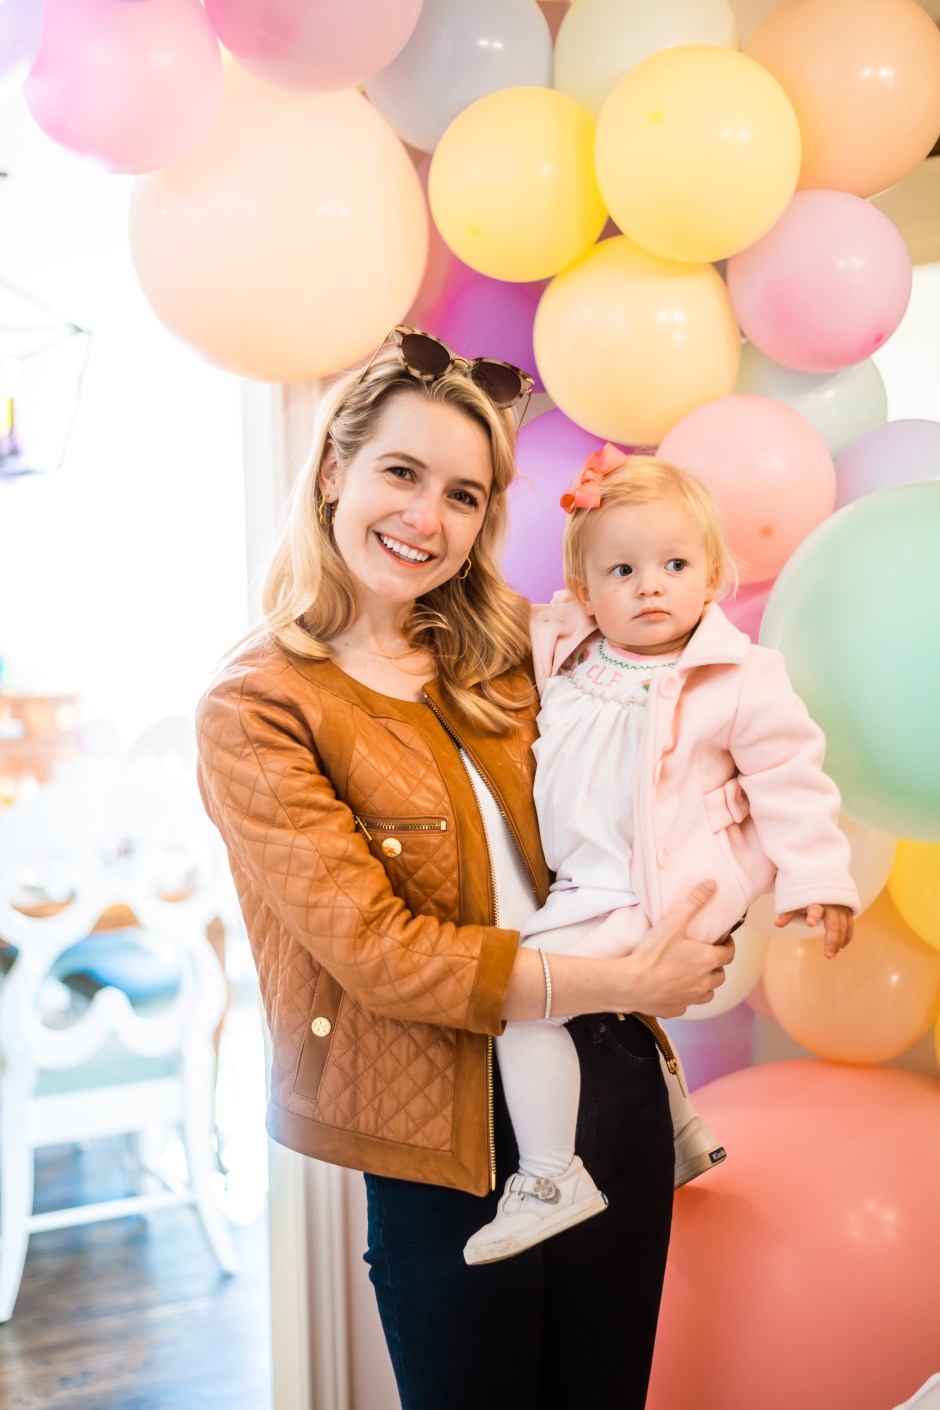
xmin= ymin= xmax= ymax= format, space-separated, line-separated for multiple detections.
xmin=259 ymin=346 xmax=531 ymax=732
xmin=562 ymin=455 xmax=739 ymax=598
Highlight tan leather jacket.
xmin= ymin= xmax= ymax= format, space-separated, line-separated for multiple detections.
xmin=196 ymin=635 xmax=550 ymax=1196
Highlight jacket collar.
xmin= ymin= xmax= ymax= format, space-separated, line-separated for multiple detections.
xmin=676 ymin=602 xmax=752 ymax=672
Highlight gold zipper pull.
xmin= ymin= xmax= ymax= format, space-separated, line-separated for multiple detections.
xmin=353 ymin=815 xmax=373 ymax=843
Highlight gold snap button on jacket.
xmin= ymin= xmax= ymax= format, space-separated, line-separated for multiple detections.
xmin=311 ymin=1017 xmax=332 ymax=1038
xmin=381 ymin=837 xmax=403 ymax=858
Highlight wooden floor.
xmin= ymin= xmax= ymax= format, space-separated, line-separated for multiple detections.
xmin=0 ymin=1139 xmax=272 ymax=1410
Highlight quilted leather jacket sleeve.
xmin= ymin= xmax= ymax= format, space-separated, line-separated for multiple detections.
xmin=196 ymin=656 xmax=521 ymax=1037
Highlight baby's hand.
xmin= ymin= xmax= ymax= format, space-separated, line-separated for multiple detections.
xmin=775 ymin=904 xmax=854 ymax=958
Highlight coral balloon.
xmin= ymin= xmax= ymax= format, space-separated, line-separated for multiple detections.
xmin=659 ymin=395 xmax=835 ymax=583
xmin=0 ymin=0 xmax=43 ymax=104
xmin=734 ymin=342 xmax=887 ymax=457
xmin=718 ymin=579 xmax=773 ymax=644
xmin=204 ymin=0 xmax=422 ymax=92
xmin=746 ymin=815 xmax=897 ymax=939
xmin=367 ymin=0 xmax=552 ymax=155
xmin=834 ymin=418 xmax=940 ymax=511
xmin=727 ymin=190 xmax=912 ymax=374
xmin=24 ymin=0 xmax=221 ymax=174
xmin=760 ymin=483 xmax=940 ymax=840
xmin=762 ymin=889 xmax=940 ymax=1063
xmin=554 ymin=0 xmax=738 ymax=118
xmin=888 ymin=841 xmax=940 ymax=951
xmin=505 ymin=410 xmax=621 ymax=602
xmin=533 ymin=237 xmax=740 ymax=444
xmin=648 ymin=1062 xmax=940 ymax=1410
xmin=128 ymin=68 xmax=427 ymax=382
xmin=746 ymin=0 xmax=940 ymax=199
xmin=595 ymin=45 xmax=800 ymax=264
xmin=428 ymin=86 xmax=606 ymax=282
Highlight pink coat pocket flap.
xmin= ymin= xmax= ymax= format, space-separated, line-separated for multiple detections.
xmin=703 ymin=778 xmax=751 ymax=832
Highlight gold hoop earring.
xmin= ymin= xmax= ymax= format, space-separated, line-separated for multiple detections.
xmin=318 ymin=498 xmax=334 ymax=529
xmin=456 ymin=556 xmax=472 ymax=581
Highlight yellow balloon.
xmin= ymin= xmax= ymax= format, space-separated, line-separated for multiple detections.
xmin=428 ymin=86 xmax=607 ymax=282
xmin=533 ymin=235 xmax=740 ymax=443
xmin=763 ymin=889 xmax=940 ymax=1064
xmin=595 ymin=44 xmax=800 ymax=264
xmin=129 ymin=66 xmax=427 ymax=382
xmin=888 ymin=840 xmax=940 ymax=951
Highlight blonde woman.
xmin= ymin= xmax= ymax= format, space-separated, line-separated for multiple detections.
xmin=196 ymin=331 xmax=734 ymax=1410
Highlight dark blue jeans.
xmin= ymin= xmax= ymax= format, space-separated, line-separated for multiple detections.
xmin=364 ymin=1013 xmax=674 ymax=1410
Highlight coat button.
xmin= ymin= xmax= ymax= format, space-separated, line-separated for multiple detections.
xmin=311 ymin=1017 xmax=332 ymax=1038
xmin=657 ymin=846 xmax=669 ymax=868
xmin=381 ymin=837 xmax=402 ymax=858
xmin=661 ymin=677 xmax=678 ymax=698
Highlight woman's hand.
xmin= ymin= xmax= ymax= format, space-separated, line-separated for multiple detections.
xmin=623 ymin=880 xmax=735 ymax=1017
xmin=501 ymin=879 xmax=734 ymax=1023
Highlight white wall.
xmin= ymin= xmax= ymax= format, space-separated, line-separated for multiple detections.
xmin=0 ymin=95 xmax=248 ymax=751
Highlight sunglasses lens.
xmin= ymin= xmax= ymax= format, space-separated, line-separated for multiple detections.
xmin=399 ymin=331 xmax=451 ymax=379
xmin=471 ymin=361 xmax=525 ymax=407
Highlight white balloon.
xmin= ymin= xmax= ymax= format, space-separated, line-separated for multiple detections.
xmin=734 ymin=342 xmax=889 ymax=457
xmin=681 ymin=926 xmax=766 ymax=1021
xmin=554 ymin=0 xmax=739 ymax=117
xmin=365 ymin=0 xmax=552 ymax=153
xmin=745 ymin=815 xmax=898 ymax=940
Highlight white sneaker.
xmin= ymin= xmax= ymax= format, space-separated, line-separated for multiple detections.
xmin=463 ymin=1156 xmax=608 ymax=1266
xmin=674 ymin=1114 xmax=727 ymax=1188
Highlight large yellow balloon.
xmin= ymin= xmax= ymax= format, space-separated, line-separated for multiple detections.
xmin=533 ymin=235 xmax=740 ymax=443
xmin=888 ymin=841 xmax=940 ymax=951
xmin=746 ymin=0 xmax=940 ymax=198
xmin=129 ymin=65 xmax=427 ymax=382
xmin=428 ymin=86 xmax=607 ymax=282
xmin=763 ymin=889 xmax=940 ymax=1064
xmin=595 ymin=44 xmax=800 ymax=264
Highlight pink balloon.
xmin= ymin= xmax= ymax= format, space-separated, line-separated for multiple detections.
xmin=835 ymin=418 xmax=940 ymax=510
xmin=719 ymin=578 xmax=774 ymax=642
xmin=506 ymin=411 xmax=638 ymax=602
xmin=204 ymin=0 xmax=423 ymax=93
xmin=426 ymin=272 xmax=545 ymax=393
xmin=0 ymin=0 xmax=43 ymax=103
xmin=24 ymin=0 xmax=221 ymax=175
xmin=659 ymin=394 xmax=836 ymax=583
xmin=649 ymin=1062 xmax=940 ymax=1410
xmin=727 ymin=190 xmax=912 ymax=373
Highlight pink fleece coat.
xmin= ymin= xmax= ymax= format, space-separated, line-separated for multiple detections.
xmin=530 ymin=597 xmax=860 ymax=941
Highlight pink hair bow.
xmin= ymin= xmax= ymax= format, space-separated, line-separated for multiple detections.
xmin=560 ymin=443 xmax=628 ymax=513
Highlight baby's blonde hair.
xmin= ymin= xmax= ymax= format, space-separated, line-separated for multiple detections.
xmin=562 ymin=455 xmax=739 ymax=598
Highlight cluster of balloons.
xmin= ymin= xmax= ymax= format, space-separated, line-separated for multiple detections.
xmin=7 ymin=3 xmax=940 ymax=1402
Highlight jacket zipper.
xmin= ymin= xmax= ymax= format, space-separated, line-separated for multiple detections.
xmin=355 ymin=815 xmax=448 ymax=837
xmin=629 ymin=1012 xmax=687 ymax=1097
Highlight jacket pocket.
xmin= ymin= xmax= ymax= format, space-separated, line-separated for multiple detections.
xmin=354 ymin=814 xmax=448 ymax=857
xmin=292 ymin=967 xmax=344 ymax=1101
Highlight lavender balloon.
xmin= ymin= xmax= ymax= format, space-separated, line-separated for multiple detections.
xmin=0 ymin=0 xmax=43 ymax=102
xmin=834 ymin=418 xmax=940 ymax=511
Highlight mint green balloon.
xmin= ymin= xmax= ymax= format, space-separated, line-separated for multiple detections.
xmin=760 ymin=482 xmax=940 ymax=841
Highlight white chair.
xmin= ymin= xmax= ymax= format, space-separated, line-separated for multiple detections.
xmin=0 ymin=770 xmax=239 ymax=1322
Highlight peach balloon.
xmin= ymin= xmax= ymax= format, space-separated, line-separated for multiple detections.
xmin=533 ymin=236 xmax=740 ymax=444
xmin=746 ymin=0 xmax=940 ymax=198
xmin=658 ymin=394 xmax=835 ymax=583
xmin=746 ymin=814 xmax=897 ymax=939
xmin=763 ymin=889 xmax=940 ymax=1064
xmin=649 ymin=1062 xmax=940 ymax=1410
xmin=129 ymin=67 xmax=427 ymax=382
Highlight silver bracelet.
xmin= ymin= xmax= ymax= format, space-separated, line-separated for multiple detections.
xmin=538 ymin=948 xmax=552 ymax=1021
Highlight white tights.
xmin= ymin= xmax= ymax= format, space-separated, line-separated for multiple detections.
xmin=496 ymin=906 xmax=697 ymax=1178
